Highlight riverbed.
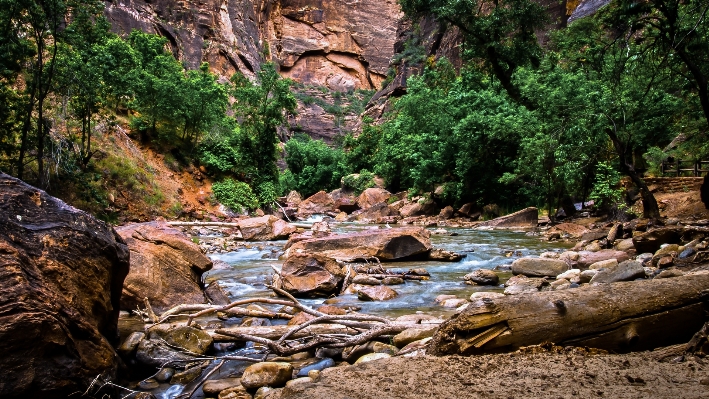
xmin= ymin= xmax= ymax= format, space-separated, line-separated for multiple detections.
xmin=205 ymin=222 xmax=573 ymax=318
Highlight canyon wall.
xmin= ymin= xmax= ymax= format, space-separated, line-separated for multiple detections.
xmin=104 ymin=0 xmax=599 ymax=141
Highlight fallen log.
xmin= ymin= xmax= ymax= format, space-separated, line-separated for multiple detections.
xmin=364 ymin=274 xmax=429 ymax=281
xmin=428 ymin=271 xmax=709 ymax=355
xmin=211 ymin=324 xmax=375 ymax=341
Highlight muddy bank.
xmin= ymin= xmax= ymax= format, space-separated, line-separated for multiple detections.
xmin=270 ymin=349 xmax=709 ymax=399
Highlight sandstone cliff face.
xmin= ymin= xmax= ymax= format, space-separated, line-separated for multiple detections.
xmin=104 ymin=0 xmax=266 ymax=79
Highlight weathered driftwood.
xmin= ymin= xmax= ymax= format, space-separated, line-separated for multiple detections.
xmin=429 ymin=271 xmax=709 ymax=355
xmin=364 ymin=273 xmax=429 ymax=281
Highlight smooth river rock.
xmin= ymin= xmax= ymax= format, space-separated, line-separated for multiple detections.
xmin=357 ymin=285 xmax=399 ymax=301
xmin=0 ymin=173 xmax=129 ymax=399
xmin=511 ymin=257 xmax=569 ymax=277
xmin=241 ymin=362 xmax=294 ymax=389
xmin=590 ymin=260 xmax=646 ymax=284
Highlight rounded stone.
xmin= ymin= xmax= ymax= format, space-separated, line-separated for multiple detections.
xmin=240 ymin=362 xmax=293 ymax=389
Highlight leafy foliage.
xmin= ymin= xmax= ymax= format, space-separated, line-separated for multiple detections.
xmin=211 ymin=178 xmax=259 ymax=213
xmin=283 ymin=134 xmax=347 ymax=197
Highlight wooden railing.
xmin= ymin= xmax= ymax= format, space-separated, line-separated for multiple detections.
xmin=660 ymin=159 xmax=709 ymax=177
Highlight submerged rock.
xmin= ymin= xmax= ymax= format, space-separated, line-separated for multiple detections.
xmin=0 ymin=173 xmax=129 ymax=399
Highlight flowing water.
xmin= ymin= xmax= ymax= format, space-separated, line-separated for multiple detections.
xmin=205 ymin=222 xmax=573 ymax=318
xmin=127 ymin=222 xmax=572 ymax=399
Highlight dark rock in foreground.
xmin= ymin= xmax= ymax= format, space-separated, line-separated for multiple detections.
xmin=0 ymin=173 xmax=129 ymax=399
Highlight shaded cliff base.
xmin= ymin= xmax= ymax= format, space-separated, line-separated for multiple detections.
xmin=272 ymin=346 xmax=709 ymax=399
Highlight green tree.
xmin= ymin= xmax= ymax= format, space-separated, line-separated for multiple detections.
xmin=284 ymin=134 xmax=347 ymax=197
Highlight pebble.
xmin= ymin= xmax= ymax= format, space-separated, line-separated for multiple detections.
xmin=154 ymin=367 xmax=174 ymax=383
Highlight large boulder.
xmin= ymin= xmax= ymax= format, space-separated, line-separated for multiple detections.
xmin=285 ymin=227 xmax=432 ymax=262
xmin=279 ymin=253 xmax=345 ymax=296
xmin=511 ymin=258 xmax=569 ymax=277
xmin=476 ymin=207 xmax=538 ymax=228
xmin=0 ymin=173 xmax=129 ymax=398
xmin=330 ymin=188 xmax=359 ymax=213
xmin=296 ymin=191 xmax=335 ymax=218
xmin=356 ymin=187 xmax=392 ymax=209
xmin=238 ymin=215 xmax=296 ymax=241
xmin=348 ymin=202 xmax=398 ymax=222
xmin=116 ymin=222 xmax=212 ymax=313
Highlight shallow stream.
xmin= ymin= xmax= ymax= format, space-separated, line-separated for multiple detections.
xmin=205 ymin=222 xmax=573 ymax=318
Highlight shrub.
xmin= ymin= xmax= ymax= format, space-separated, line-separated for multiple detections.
xmin=342 ymin=169 xmax=377 ymax=194
xmin=212 ymin=178 xmax=258 ymax=213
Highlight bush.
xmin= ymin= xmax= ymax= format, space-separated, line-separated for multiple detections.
xmin=341 ymin=169 xmax=377 ymax=194
xmin=212 ymin=178 xmax=258 ymax=213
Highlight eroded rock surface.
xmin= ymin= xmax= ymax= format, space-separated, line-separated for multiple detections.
xmin=116 ymin=222 xmax=212 ymax=312
xmin=0 ymin=173 xmax=129 ymax=398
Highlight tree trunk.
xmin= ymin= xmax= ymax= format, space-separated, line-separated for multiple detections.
xmin=605 ymin=128 xmax=661 ymax=219
xmin=428 ymin=272 xmax=709 ymax=355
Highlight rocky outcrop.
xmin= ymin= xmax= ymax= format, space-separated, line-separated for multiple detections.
xmin=0 ymin=173 xmax=129 ymax=399
xmin=476 ymin=207 xmax=539 ymax=229
xmin=296 ymin=190 xmax=335 ymax=218
xmin=286 ymin=227 xmax=432 ymax=262
xmin=279 ymin=253 xmax=345 ymax=296
xmin=116 ymin=222 xmax=212 ymax=313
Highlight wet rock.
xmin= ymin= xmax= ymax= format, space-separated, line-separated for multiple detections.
xmin=476 ymin=207 xmax=538 ymax=228
xmin=296 ymin=358 xmax=335 ymax=377
xmin=348 ymin=202 xmax=399 ymax=222
xmin=331 ymin=188 xmax=359 ymax=213
xmin=546 ymin=223 xmax=589 ymax=238
xmin=511 ymin=258 xmax=569 ymax=277
xmin=655 ymin=268 xmax=684 ymax=279
xmin=0 ymin=173 xmax=129 ymax=398
xmin=287 ymin=312 xmax=317 ymax=325
xmin=679 ymin=247 xmax=697 ymax=259
xmin=205 ymin=281 xmax=231 ymax=306
xmin=354 ymin=352 xmax=391 ymax=364
xmin=357 ymin=285 xmax=399 ymax=301
xmin=382 ymin=276 xmax=405 ymax=285
xmin=550 ymin=279 xmax=571 ymax=290
xmin=615 ymin=238 xmax=635 ymax=251
xmin=316 ymin=305 xmax=347 ymax=315
xmin=203 ymin=377 xmax=242 ymax=395
xmin=590 ymin=260 xmax=645 ymax=284
xmin=118 ymin=332 xmax=145 ymax=357
xmin=279 ymin=253 xmax=345 ymax=297
xmin=579 ymin=269 xmax=598 ymax=283
xmin=116 ymin=222 xmax=212 ymax=312
xmin=296 ymin=191 xmax=336 ymax=219
xmin=154 ymin=367 xmax=174 ymax=383
xmin=241 ymin=362 xmax=293 ymax=389
xmin=170 ymin=364 xmax=205 ymax=385
xmin=439 ymin=206 xmax=455 ymax=219
xmin=238 ymin=215 xmax=296 ymax=241
xmin=285 ymin=377 xmax=313 ymax=389
xmin=576 ymin=250 xmax=630 ymax=269
xmin=632 ymin=227 xmax=683 ymax=254
xmin=151 ymin=325 xmax=213 ymax=355
xmin=352 ymin=274 xmax=382 ymax=285
xmin=463 ymin=269 xmax=500 ymax=285
xmin=428 ymin=248 xmax=465 ymax=261
xmin=356 ymin=188 xmax=392 ymax=209
xmin=589 ymin=259 xmax=618 ymax=270
xmin=441 ymin=298 xmax=468 ymax=308
xmin=470 ymin=292 xmax=505 ymax=300
xmin=503 ymin=275 xmax=545 ymax=295
xmin=218 ymin=385 xmax=252 ymax=399
xmin=138 ymin=379 xmax=160 ymax=390
xmin=285 ymin=227 xmax=432 ymax=262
